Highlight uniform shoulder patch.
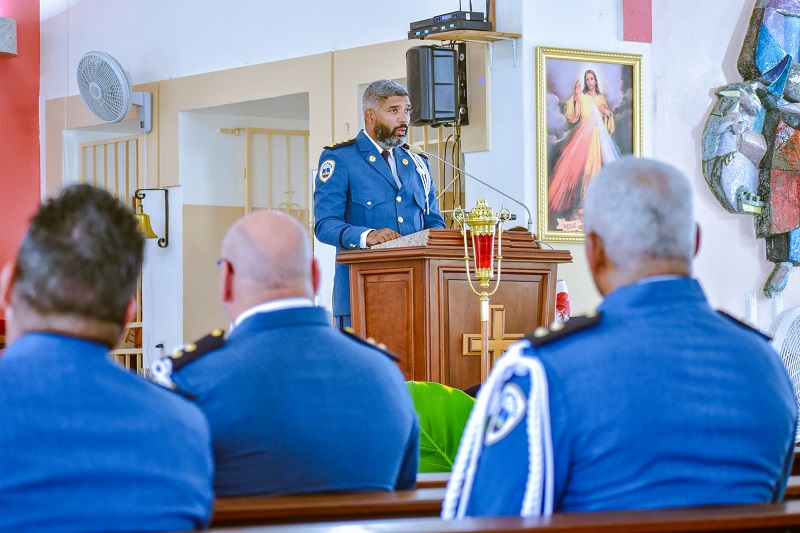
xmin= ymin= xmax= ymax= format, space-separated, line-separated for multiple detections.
xmin=319 ymin=159 xmax=336 ymax=182
xmin=324 ymin=138 xmax=355 ymax=150
xmin=524 ymin=312 xmax=602 ymax=348
xmin=342 ymin=327 xmax=400 ymax=362
xmin=717 ymin=310 xmax=771 ymax=341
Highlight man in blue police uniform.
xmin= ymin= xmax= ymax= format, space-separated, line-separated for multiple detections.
xmin=156 ymin=210 xmax=419 ymax=496
xmin=444 ymin=157 xmax=798 ymax=517
xmin=314 ymin=79 xmax=446 ymax=328
xmin=0 ymin=185 xmax=213 ymax=532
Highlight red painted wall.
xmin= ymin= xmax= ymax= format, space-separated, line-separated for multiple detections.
xmin=0 ymin=0 xmax=39 ymax=276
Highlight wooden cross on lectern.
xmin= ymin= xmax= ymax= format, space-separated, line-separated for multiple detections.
xmin=462 ymin=304 xmax=524 ymax=369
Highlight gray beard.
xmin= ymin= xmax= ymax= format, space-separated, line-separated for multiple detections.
xmin=375 ymin=122 xmax=406 ymax=149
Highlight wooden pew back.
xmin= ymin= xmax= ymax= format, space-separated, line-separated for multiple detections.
xmin=212 ymin=499 xmax=800 ymax=532
xmin=211 ymin=487 xmax=445 ymax=527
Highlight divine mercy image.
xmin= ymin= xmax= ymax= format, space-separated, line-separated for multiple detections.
xmin=545 ymin=59 xmax=634 ymax=233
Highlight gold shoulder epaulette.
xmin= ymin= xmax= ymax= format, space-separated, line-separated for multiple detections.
xmin=324 ymin=138 xmax=356 ymax=150
xmin=524 ymin=312 xmax=602 ymax=348
xmin=342 ymin=327 xmax=400 ymax=362
xmin=169 ymin=329 xmax=226 ymax=372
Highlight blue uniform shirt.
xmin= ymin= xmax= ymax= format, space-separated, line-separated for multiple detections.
xmin=314 ymin=130 xmax=445 ymax=317
xmin=465 ymin=278 xmax=798 ymax=514
xmin=0 ymin=333 xmax=214 ymax=532
xmin=172 ymin=306 xmax=420 ymax=496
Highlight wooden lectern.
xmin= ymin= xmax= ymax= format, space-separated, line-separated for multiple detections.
xmin=337 ymin=229 xmax=572 ymax=390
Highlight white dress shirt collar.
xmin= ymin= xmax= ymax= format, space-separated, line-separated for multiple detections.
xmin=231 ymin=297 xmax=314 ymax=331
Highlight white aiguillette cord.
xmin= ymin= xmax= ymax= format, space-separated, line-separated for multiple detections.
xmin=405 ymin=144 xmax=432 ymax=214
xmin=441 ymin=340 xmax=554 ymax=519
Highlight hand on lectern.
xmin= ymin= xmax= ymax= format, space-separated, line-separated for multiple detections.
xmin=367 ymin=228 xmax=401 ymax=247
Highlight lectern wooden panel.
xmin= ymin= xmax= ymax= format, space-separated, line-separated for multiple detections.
xmin=338 ymin=229 xmax=572 ymax=390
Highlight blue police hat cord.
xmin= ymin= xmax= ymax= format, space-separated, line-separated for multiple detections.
xmin=406 ymin=149 xmax=432 ymax=214
xmin=441 ymin=340 xmax=555 ymax=518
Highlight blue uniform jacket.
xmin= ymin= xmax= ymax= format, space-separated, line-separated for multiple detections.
xmin=172 ymin=306 xmax=420 ymax=496
xmin=314 ymin=130 xmax=445 ymax=316
xmin=0 ymin=333 xmax=214 ymax=532
xmin=465 ymin=278 xmax=798 ymax=514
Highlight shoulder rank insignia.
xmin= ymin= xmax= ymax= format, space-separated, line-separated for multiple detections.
xmin=342 ymin=327 xmax=400 ymax=362
xmin=151 ymin=329 xmax=226 ymax=390
xmin=716 ymin=310 xmax=771 ymax=341
xmin=524 ymin=312 xmax=602 ymax=348
xmin=324 ymin=138 xmax=355 ymax=150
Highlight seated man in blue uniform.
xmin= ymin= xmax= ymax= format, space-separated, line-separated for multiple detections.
xmin=0 ymin=185 xmax=213 ymax=531
xmin=313 ymin=79 xmax=446 ymax=328
xmin=444 ymin=157 xmax=798 ymax=517
xmin=153 ymin=210 xmax=419 ymax=496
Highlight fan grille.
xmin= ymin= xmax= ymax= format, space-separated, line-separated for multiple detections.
xmin=768 ymin=306 xmax=800 ymax=441
xmin=76 ymin=51 xmax=132 ymax=123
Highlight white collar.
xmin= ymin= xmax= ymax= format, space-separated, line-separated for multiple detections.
xmin=231 ymin=297 xmax=314 ymax=330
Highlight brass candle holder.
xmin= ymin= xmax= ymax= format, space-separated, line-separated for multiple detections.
xmin=454 ymin=199 xmax=512 ymax=381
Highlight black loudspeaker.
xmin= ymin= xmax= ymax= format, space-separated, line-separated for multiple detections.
xmin=407 ymin=44 xmax=468 ymax=127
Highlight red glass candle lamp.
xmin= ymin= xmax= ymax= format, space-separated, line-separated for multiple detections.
xmin=454 ymin=200 xmax=512 ymax=380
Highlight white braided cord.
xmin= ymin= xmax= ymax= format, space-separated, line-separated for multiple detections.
xmin=408 ymin=150 xmax=432 ymax=214
xmin=442 ymin=341 xmax=554 ymax=519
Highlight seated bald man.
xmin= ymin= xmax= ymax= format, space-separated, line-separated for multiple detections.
xmin=153 ymin=211 xmax=419 ymax=496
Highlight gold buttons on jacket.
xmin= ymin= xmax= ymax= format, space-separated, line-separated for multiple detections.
xmin=396 ymin=196 xmax=402 ymax=203
xmin=398 ymin=216 xmax=404 ymax=223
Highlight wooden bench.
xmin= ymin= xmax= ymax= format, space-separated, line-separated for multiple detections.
xmin=416 ymin=472 xmax=450 ymax=489
xmin=211 ymin=487 xmax=445 ymax=527
xmin=211 ymin=500 xmax=800 ymax=532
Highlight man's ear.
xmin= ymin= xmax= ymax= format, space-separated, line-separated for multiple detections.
xmin=311 ymin=258 xmax=321 ymax=295
xmin=694 ymin=223 xmax=701 ymax=257
xmin=364 ymin=108 xmax=374 ymax=125
xmin=123 ymin=298 xmax=137 ymax=326
xmin=0 ymin=261 xmax=16 ymax=312
xmin=219 ymin=259 xmax=234 ymax=303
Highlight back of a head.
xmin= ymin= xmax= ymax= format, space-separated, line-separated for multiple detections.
xmin=362 ymin=79 xmax=409 ymax=112
xmin=583 ymin=156 xmax=695 ymax=270
xmin=224 ymin=210 xmax=313 ymax=300
xmin=13 ymin=184 xmax=144 ymax=325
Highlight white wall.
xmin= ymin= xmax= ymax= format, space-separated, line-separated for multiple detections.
xmin=41 ymin=0 xmax=800 ymax=333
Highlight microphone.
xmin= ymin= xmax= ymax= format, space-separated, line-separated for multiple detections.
xmin=404 ymin=143 xmax=533 ymax=232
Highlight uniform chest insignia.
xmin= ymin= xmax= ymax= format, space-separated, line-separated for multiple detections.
xmin=369 ymin=155 xmax=376 ymax=163
xmin=484 ymin=382 xmax=527 ymax=446
xmin=319 ymin=160 xmax=335 ymax=182
xmin=402 ymin=158 xmax=409 ymax=165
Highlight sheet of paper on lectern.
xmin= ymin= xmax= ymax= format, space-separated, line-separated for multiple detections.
xmin=370 ymin=229 xmax=430 ymax=249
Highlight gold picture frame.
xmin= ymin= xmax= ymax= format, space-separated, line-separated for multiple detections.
xmin=537 ymin=47 xmax=642 ymax=242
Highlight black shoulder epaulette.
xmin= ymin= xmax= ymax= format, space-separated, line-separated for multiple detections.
xmin=716 ymin=310 xmax=772 ymax=341
xmin=324 ymin=138 xmax=355 ymax=150
xmin=524 ymin=312 xmax=603 ymax=348
xmin=169 ymin=329 xmax=226 ymax=372
xmin=342 ymin=327 xmax=400 ymax=362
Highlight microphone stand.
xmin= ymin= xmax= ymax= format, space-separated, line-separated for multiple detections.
xmin=405 ymin=144 xmax=534 ymax=232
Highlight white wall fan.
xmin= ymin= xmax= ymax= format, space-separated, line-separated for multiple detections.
xmin=768 ymin=305 xmax=800 ymax=441
xmin=76 ymin=51 xmax=152 ymax=133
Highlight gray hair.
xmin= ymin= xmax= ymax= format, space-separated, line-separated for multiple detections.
xmin=582 ymin=156 xmax=695 ymax=269
xmin=362 ymin=79 xmax=409 ymax=112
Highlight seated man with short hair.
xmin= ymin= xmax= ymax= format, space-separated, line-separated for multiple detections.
xmin=155 ymin=210 xmax=419 ymax=496
xmin=0 ymin=185 xmax=214 ymax=531
xmin=446 ymin=157 xmax=798 ymax=516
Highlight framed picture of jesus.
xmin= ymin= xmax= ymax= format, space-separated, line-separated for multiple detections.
xmin=536 ymin=47 xmax=642 ymax=242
